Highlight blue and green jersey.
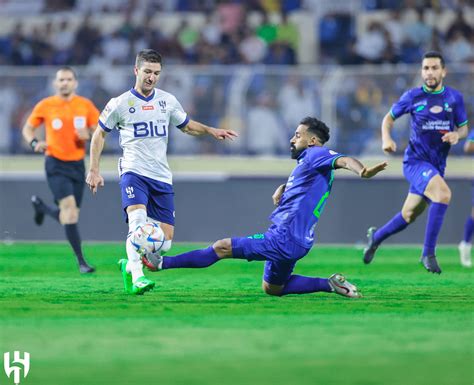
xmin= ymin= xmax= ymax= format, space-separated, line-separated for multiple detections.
xmin=269 ymin=146 xmax=343 ymax=248
xmin=390 ymin=85 xmax=468 ymax=174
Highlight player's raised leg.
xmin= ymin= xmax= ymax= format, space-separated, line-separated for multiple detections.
xmin=261 ymin=261 xmax=361 ymax=298
xmin=142 ymin=238 xmax=226 ymax=271
xmin=364 ymin=193 xmax=426 ymax=264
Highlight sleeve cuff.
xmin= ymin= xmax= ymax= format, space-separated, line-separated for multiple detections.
xmin=389 ymin=109 xmax=397 ymax=119
xmin=331 ymin=155 xmax=344 ymax=169
xmin=99 ymin=120 xmax=112 ymax=132
xmin=457 ymin=120 xmax=468 ymax=128
xmin=176 ymin=115 xmax=189 ymax=129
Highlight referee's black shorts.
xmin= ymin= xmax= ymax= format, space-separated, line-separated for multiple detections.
xmin=45 ymin=156 xmax=85 ymax=207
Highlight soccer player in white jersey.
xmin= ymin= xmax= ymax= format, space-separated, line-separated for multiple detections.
xmin=86 ymin=49 xmax=237 ymax=295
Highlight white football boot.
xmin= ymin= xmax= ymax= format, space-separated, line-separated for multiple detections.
xmin=328 ymin=273 xmax=362 ymax=298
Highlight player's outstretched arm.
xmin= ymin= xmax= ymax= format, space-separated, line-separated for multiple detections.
xmin=86 ymin=127 xmax=107 ymax=194
xmin=381 ymin=112 xmax=397 ymax=153
xmin=183 ymin=119 xmax=238 ymax=140
xmin=335 ymin=157 xmax=388 ymax=179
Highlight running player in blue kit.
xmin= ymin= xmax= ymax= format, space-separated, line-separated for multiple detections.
xmin=142 ymin=117 xmax=387 ymax=298
xmin=363 ymin=52 xmax=469 ymax=273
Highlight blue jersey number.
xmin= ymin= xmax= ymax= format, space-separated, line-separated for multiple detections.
xmin=133 ymin=121 xmax=167 ymax=138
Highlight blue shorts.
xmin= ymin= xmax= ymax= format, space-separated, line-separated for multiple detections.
xmin=231 ymin=230 xmax=310 ymax=286
xmin=403 ymin=160 xmax=441 ymax=197
xmin=120 ymin=172 xmax=175 ymax=225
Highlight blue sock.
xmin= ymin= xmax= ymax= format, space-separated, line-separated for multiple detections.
xmin=281 ymin=275 xmax=332 ymax=296
xmin=373 ymin=212 xmax=409 ymax=245
xmin=423 ymin=202 xmax=448 ymax=256
xmin=162 ymin=246 xmax=220 ymax=269
xmin=463 ymin=216 xmax=474 ymax=243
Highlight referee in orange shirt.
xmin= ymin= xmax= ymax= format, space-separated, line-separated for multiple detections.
xmin=22 ymin=67 xmax=99 ymax=273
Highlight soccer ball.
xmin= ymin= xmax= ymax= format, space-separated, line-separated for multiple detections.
xmin=129 ymin=223 xmax=165 ymax=255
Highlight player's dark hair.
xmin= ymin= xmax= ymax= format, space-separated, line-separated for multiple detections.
xmin=300 ymin=116 xmax=330 ymax=144
xmin=136 ymin=49 xmax=162 ymax=68
xmin=56 ymin=66 xmax=77 ymax=79
xmin=423 ymin=51 xmax=445 ymax=68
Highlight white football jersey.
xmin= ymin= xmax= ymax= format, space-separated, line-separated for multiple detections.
xmin=99 ymin=88 xmax=188 ymax=184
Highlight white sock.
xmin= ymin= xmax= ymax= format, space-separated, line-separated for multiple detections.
xmin=126 ymin=208 xmax=147 ymax=282
xmin=146 ymin=216 xmax=171 ymax=253
xmin=162 ymin=240 xmax=172 ymax=253
xmin=129 ymin=209 xmax=147 ymax=232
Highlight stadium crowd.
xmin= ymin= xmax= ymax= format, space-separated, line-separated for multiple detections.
xmin=0 ymin=0 xmax=473 ymax=66
xmin=0 ymin=0 xmax=472 ymax=156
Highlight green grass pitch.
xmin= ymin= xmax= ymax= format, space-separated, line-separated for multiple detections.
xmin=0 ymin=243 xmax=473 ymax=385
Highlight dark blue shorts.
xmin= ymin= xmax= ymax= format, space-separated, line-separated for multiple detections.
xmin=45 ymin=156 xmax=85 ymax=206
xmin=403 ymin=160 xmax=441 ymax=197
xmin=120 ymin=172 xmax=175 ymax=225
xmin=231 ymin=230 xmax=310 ymax=286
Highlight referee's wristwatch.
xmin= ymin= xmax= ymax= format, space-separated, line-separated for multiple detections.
xmin=30 ymin=138 xmax=39 ymax=150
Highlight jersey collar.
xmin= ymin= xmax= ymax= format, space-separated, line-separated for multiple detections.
xmin=130 ymin=88 xmax=155 ymax=102
xmin=422 ymin=85 xmax=445 ymax=94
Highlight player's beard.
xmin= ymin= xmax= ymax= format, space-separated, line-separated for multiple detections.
xmin=424 ymin=76 xmax=441 ymax=91
xmin=290 ymin=145 xmax=301 ymax=159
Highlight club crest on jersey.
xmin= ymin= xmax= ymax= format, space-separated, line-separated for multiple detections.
xmin=444 ymin=102 xmax=452 ymax=112
xmin=158 ymin=100 xmax=166 ymax=112
xmin=429 ymin=105 xmax=443 ymax=114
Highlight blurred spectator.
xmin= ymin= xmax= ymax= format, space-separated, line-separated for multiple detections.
xmin=239 ymin=27 xmax=267 ymax=64
xmin=278 ymin=76 xmax=317 ymax=131
xmin=256 ymin=12 xmax=278 ymax=44
xmin=276 ymin=12 xmax=299 ymax=52
xmin=264 ymin=41 xmax=296 ymax=64
xmin=319 ymin=13 xmax=354 ymax=64
xmin=201 ymin=12 xmax=222 ymax=45
xmin=49 ymin=21 xmax=75 ymax=64
xmin=384 ymin=9 xmax=405 ymax=54
xmin=101 ymin=30 xmax=131 ymax=64
xmin=403 ymin=8 xmax=432 ymax=48
xmin=177 ymin=20 xmax=200 ymax=62
xmin=246 ymin=92 xmax=287 ymax=155
xmin=354 ymin=22 xmax=388 ymax=64
xmin=444 ymin=30 xmax=474 ymax=63
xmin=218 ymin=1 xmax=245 ymax=36
xmin=445 ymin=10 xmax=473 ymax=41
